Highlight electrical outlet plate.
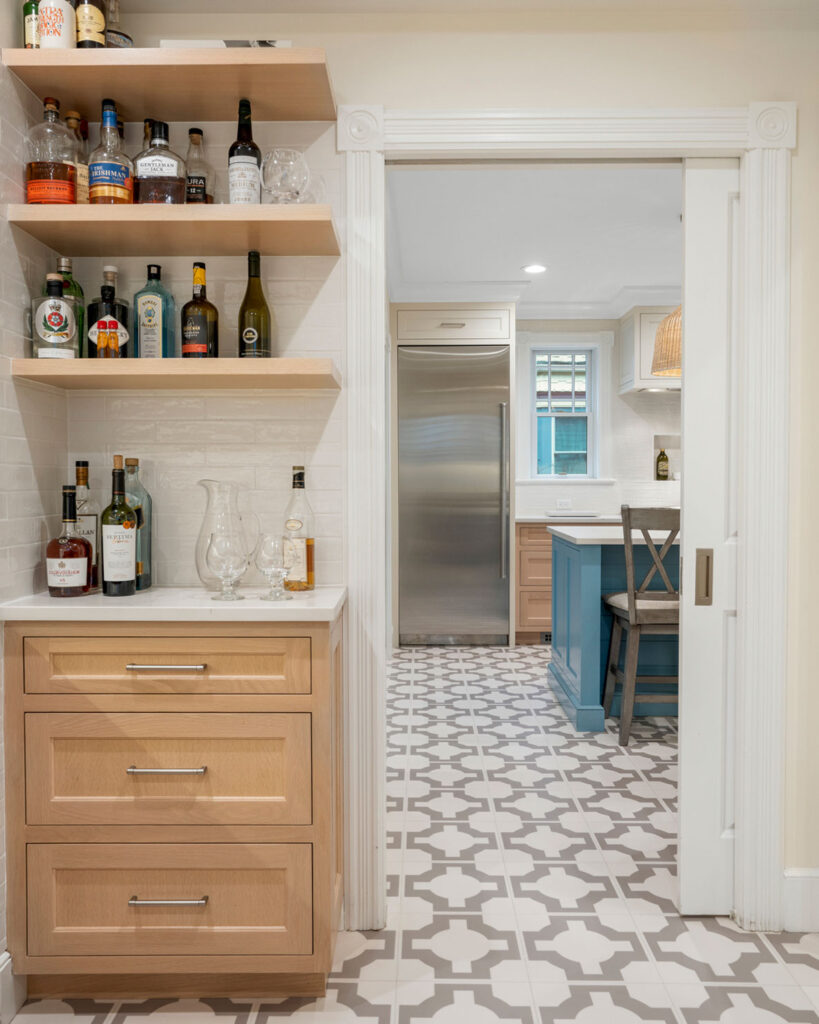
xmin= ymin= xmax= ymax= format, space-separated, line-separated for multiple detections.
xmin=556 ymin=499 xmax=572 ymax=511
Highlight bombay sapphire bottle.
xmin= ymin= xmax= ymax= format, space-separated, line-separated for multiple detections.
xmin=133 ymin=265 xmax=177 ymax=357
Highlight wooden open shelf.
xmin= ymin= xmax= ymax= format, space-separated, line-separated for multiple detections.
xmin=11 ymin=357 xmax=341 ymax=391
xmin=1 ymin=47 xmax=336 ymax=122
xmin=7 ymin=204 xmax=340 ymax=257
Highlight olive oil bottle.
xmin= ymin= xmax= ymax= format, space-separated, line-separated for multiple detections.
xmin=656 ymin=448 xmax=669 ymax=481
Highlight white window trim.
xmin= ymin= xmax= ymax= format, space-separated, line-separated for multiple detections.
xmin=530 ymin=347 xmax=596 ymax=480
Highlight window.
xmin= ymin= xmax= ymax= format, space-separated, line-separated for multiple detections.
xmin=534 ymin=350 xmax=593 ymax=477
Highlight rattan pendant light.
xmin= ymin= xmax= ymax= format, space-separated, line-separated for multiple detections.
xmin=651 ymin=305 xmax=682 ymax=377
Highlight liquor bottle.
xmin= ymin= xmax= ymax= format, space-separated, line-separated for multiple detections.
xmin=47 ymin=486 xmax=92 ymax=597
xmin=185 ymin=128 xmax=213 ymax=204
xmin=76 ymin=0 xmax=105 ymax=47
xmin=239 ymin=250 xmax=274 ymax=357
xmin=31 ymin=275 xmax=78 ymax=358
xmin=75 ymin=460 xmax=100 ymax=589
xmin=228 ymin=98 xmax=261 ymax=205
xmin=283 ymin=466 xmax=315 ymax=592
xmin=87 ymin=267 xmax=130 ymax=358
xmin=64 ymin=111 xmax=89 ymax=204
xmin=89 ymin=99 xmax=134 ymax=204
xmin=134 ymin=121 xmax=187 ymax=204
xmin=134 ymin=265 xmax=176 ymax=358
xmin=101 ymin=455 xmax=137 ymax=597
xmin=656 ymin=448 xmax=670 ymax=481
xmin=37 ymin=0 xmax=76 ymax=48
xmin=125 ymin=458 xmax=152 ymax=591
xmin=25 ymin=97 xmax=77 ymax=204
xmin=43 ymin=257 xmax=85 ymax=356
xmin=117 ymin=117 xmax=125 ymax=141
xmin=134 ymin=118 xmax=153 ymax=163
xmin=181 ymin=263 xmax=218 ymax=358
xmin=24 ymin=0 xmax=39 ymax=47
xmin=105 ymin=0 xmax=132 ymax=46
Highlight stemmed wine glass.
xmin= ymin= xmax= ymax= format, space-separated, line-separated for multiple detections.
xmin=261 ymin=148 xmax=311 ymax=204
xmin=205 ymin=532 xmax=248 ymax=601
xmin=255 ymin=534 xmax=292 ymax=601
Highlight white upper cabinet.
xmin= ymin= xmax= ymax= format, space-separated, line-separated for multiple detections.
xmin=395 ymin=306 xmax=511 ymax=342
xmin=617 ymin=306 xmax=680 ymax=393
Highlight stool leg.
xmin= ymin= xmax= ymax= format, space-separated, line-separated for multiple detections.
xmin=619 ymin=624 xmax=642 ymax=746
xmin=603 ymin=617 xmax=623 ymax=717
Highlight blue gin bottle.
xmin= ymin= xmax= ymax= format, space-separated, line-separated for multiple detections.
xmin=133 ymin=264 xmax=177 ymax=357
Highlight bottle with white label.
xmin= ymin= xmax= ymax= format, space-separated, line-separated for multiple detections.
xmin=125 ymin=457 xmax=152 ymax=591
xmin=283 ymin=466 xmax=315 ymax=592
xmin=134 ymin=265 xmax=176 ymax=357
xmin=37 ymin=0 xmax=76 ymax=48
xmin=31 ymin=275 xmax=78 ymax=359
xmin=101 ymin=455 xmax=137 ymax=597
xmin=47 ymin=486 xmax=92 ymax=598
xmin=228 ymin=98 xmax=261 ymax=205
xmin=74 ymin=460 xmax=100 ymax=590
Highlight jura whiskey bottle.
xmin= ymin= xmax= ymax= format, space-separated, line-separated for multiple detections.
xmin=185 ymin=128 xmax=213 ymax=203
xmin=239 ymin=250 xmax=274 ymax=357
xmin=181 ymin=262 xmax=218 ymax=357
xmin=228 ymin=98 xmax=261 ymax=205
xmin=101 ymin=455 xmax=137 ymax=597
xmin=283 ymin=466 xmax=315 ymax=592
xmin=47 ymin=486 xmax=92 ymax=597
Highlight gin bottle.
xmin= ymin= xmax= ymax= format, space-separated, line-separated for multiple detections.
xmin=134 ymin=265 xmax=176 ymax=358
xmin=31 ymin=275 xmax=78 ymax=358
xmin=43 ymin=257 xmax=85 ymax=356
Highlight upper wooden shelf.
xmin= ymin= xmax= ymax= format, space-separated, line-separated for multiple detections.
xmin=7 ymin=204 xmax=340 ymax=257
xmin=1 ymin=47 xmax=336 ymax=122
xmin=11 ymin=357 xmax=341 ymax=391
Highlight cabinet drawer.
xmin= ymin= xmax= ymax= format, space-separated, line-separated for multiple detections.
xmin=24 ymin=636 xmax=311 ymax=695
xmin=27 ymin=843 xmax=313 ymax=957
xmin=518 ymin=590 xmax=551 ymax=629
xmin=26 ymin=712 xmax=312 ymax=826
xmin=517 ymin=524 xmax=551 ymax=547
xmin=518 ymin=547 xmax=552 ymax=588
xmin=396 ymin=307 xmax=510 ymax=341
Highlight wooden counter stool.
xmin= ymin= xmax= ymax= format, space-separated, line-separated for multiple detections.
xmin=602 ymin=505 xmax=680 ymax=745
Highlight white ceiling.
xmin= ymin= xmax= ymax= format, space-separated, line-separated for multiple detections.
xmin=386 ymin=162 xmax=682 ymax=319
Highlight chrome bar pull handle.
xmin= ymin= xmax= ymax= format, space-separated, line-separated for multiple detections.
xmin=695 ymin=548 xmax=714 ymax=606
xmin=127 ymin=766 xmax=207 ymax=776
xmin=129 ymin=896 xmax=208 ymax=907
xmin=125 ymin=664 xmax=207 ymax=672
xmin=439 ymin=321 xmax=466 ymax=328
xmin=500 ymin=402 xmax=510 ymax=580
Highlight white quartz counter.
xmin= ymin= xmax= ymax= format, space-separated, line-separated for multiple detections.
xmin=0 ymin=586 xmax=347 ymax=623
xmin=516 ymin=515 xmax=621 ymax=524
xmin=548 ymin=525 xmax=679 ymax=546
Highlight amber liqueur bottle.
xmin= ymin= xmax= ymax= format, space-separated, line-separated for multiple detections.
xmin=181 ymin=262 xmax=219 ymax=357
xmin=26 ymin=97 xmax=77 ymax=204
xmin=47 ymin=486 xmax=93 ymax=597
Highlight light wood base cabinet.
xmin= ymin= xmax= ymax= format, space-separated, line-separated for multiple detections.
xmin=3 ymin=618 xmax=344 ymax=995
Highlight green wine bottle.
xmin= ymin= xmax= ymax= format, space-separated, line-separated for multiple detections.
xmin=238 ymin=250 xmax=274 ymax=357
xmin=101 ymin=454 xmax=137 ymax=597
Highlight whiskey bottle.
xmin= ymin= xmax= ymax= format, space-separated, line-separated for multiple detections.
xmin=88 ymin=267 xmax=130 ymax=358
xmin=181 ymin=262 xmax=219 ymax=358
xmin=134 ymin=265 xmax=176 ymax=358
xmin=185 ymin=128 xmax=213 ymax=204
xmin=64 ymin=111 xmax=89 ymax=204
xmin=283 ymin=466 xmax=315 ymax=592
xmin=23 ymin=0 xmax=39 ymax=47
xmin=134 ymin=121 xmax=187 ymax=204
xmin=105 ymin=0 xmax=133 ymax=46
xmin=89 ymin=99 xmax=134 ymax=204
xmin=26 ymin=97 xmax=77 ymax=204
xmin=47 ymin=486 xmax=92 ymax=597
xmin=656 ymin=449 xmax=670 ymax=481
xmin=101 ymin=455 xmax=137 ymax=597
xmin=125 ymin=458 xmax=152 ymax=591
xmin=31 ymin=275 xmax=78 ymax=358
xmin=239 ymin=250 xmax=274 ymax=357
xmin=75 ymin=460 xmax=100 ymax=589
xmin=228 ymin=98 xmax=261 ymax=205
xmin=76 ymin=0 xmax=105 ymax=47
xmin=37 ymin=0 xmax=76 ymax=48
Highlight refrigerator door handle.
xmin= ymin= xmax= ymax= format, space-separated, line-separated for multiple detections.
xmin=500 ymin=402 xmax=510 ymax=579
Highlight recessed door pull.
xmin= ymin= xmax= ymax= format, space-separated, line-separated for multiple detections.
xmin=438 ymin=322 xmax=466 ymax=328
xmin=125 ymin=663 xmax=207 ymax=671
xmin=695 ymin=548 xmax=714 ymax=606
xmin=126 ymin=766 xmax=208 ymax=775
xmin=129 ymin=896 xmax=209 ymax=907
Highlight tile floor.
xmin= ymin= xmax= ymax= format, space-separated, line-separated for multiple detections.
xmin=17 ymin=646 xmax=819 ymax=1023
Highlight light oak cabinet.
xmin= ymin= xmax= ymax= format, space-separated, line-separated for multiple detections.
xmin=617 ymin=305 xmax=680 ymax=393
xmin=4 ymin=618 xmax=344 ymax=998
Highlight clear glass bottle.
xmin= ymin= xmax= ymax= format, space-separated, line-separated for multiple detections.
xmin=101 ymin=455 xmax=137 ymax=597
xmin=43 ymin=257 xmax=85 ymax=357
xmin=185 ymin=128 xmax=213 ymax=204
xmin=134 ymin=121 xmax=187 ymax=204
xmin=104 ymin=0 xmax=133 ymax=46
xmin=89 ymin=98 xmax=133 ymax=204
xmin=228 ymin=98 xmax=261 ymax=205
xmin=46 ymin=486 xmax=92 ymax=597
xmin=26 ymin=97 xmax=77 ymax=204
xmin=125 ymin=458 xmax=152 ymax=591
xmin=283 ymin=466 xmax=315 ymax=592
xmin=75 ymin=459 xmax=100 ymax=590
xmin=134 ymin=118 xmax=153 ymax=163
xmin=31 ymin=274 xmax=78 ymax=358
xmin=87 ymin=266 xmax=130 ymax=358
xmin=64 ymin=110 xmax=88 ymax=204
xmin=181 ymin=262 xmax=218 ymax=358
xmin=239 ymin=249 xmax=274 ymax=357
xmin=134 ymin=265 xmax=176 ymax=358
xmin=37 ymin=0 xmax=76 ymax=48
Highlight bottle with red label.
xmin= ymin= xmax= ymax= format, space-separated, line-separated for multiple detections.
xmin=89 ymin=99 xmax=134 ymax=204
xmin=47 ymin=486 xmax=92 ymax=598
xmin=87 ymin=267 xmax=131 ymax=358
xmin=26 ymin=97 xmax=77 ymax=204
xmin=181 ymin=262 xmax=219 ymax=358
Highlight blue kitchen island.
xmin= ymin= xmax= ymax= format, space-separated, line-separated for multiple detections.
xmin=547 ymin=524 xmax=680 ymax=732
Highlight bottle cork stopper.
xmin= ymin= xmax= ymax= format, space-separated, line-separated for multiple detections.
xmin=125 ymin=458 xmax=139 ymax=467
xmin=113 ymin=455 xmax=123 ymax=470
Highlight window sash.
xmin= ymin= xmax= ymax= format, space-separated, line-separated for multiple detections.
xmin=532 ymin=348 xmax=595 ymax=478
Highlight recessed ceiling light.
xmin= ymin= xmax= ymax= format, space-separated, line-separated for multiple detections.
xmin=522 ymin=264 xmax=547 ymax=274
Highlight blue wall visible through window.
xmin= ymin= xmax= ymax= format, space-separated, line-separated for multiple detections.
xmin=535 ymin=351 xmax=591 ymax=477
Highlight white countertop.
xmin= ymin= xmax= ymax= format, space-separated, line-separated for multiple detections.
xmin=0 ymin=586 xmax=347 ymax=622
xmin=516 ymin=515 xmax=621 ymax=524
xmin=548 ymin=525 xmax=680 ymax=546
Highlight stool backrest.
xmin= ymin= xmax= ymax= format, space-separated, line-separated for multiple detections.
xmin=621 ymin=505 xmax=680 ymax=624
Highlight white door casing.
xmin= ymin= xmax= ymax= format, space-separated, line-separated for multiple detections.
xmin=339 ymin=103 xmax=795 ymax=931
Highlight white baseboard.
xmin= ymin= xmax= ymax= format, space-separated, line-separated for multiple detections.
xmin=783 ymin=870 xmax=819 ymax=931
xmin=0 ymin=952 xmax=26 ymax=1024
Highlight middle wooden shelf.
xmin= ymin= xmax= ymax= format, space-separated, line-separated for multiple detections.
xmin=7 ymin=204 xmax=340 ymax=258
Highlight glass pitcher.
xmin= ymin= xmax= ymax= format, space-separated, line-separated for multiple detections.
xmin=195 ymin=479 xmax=258 ymax=590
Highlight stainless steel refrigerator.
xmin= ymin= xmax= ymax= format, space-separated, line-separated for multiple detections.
xmin=397 ymin=344 xmax=511 ymax=645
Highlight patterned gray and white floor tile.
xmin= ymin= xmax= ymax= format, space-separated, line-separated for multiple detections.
xmin=19 ymin=646 xmax=819 ymax=1023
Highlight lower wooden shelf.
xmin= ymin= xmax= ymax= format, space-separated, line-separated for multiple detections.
xmin=11 ymin=357 xmax=341 ymax=391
